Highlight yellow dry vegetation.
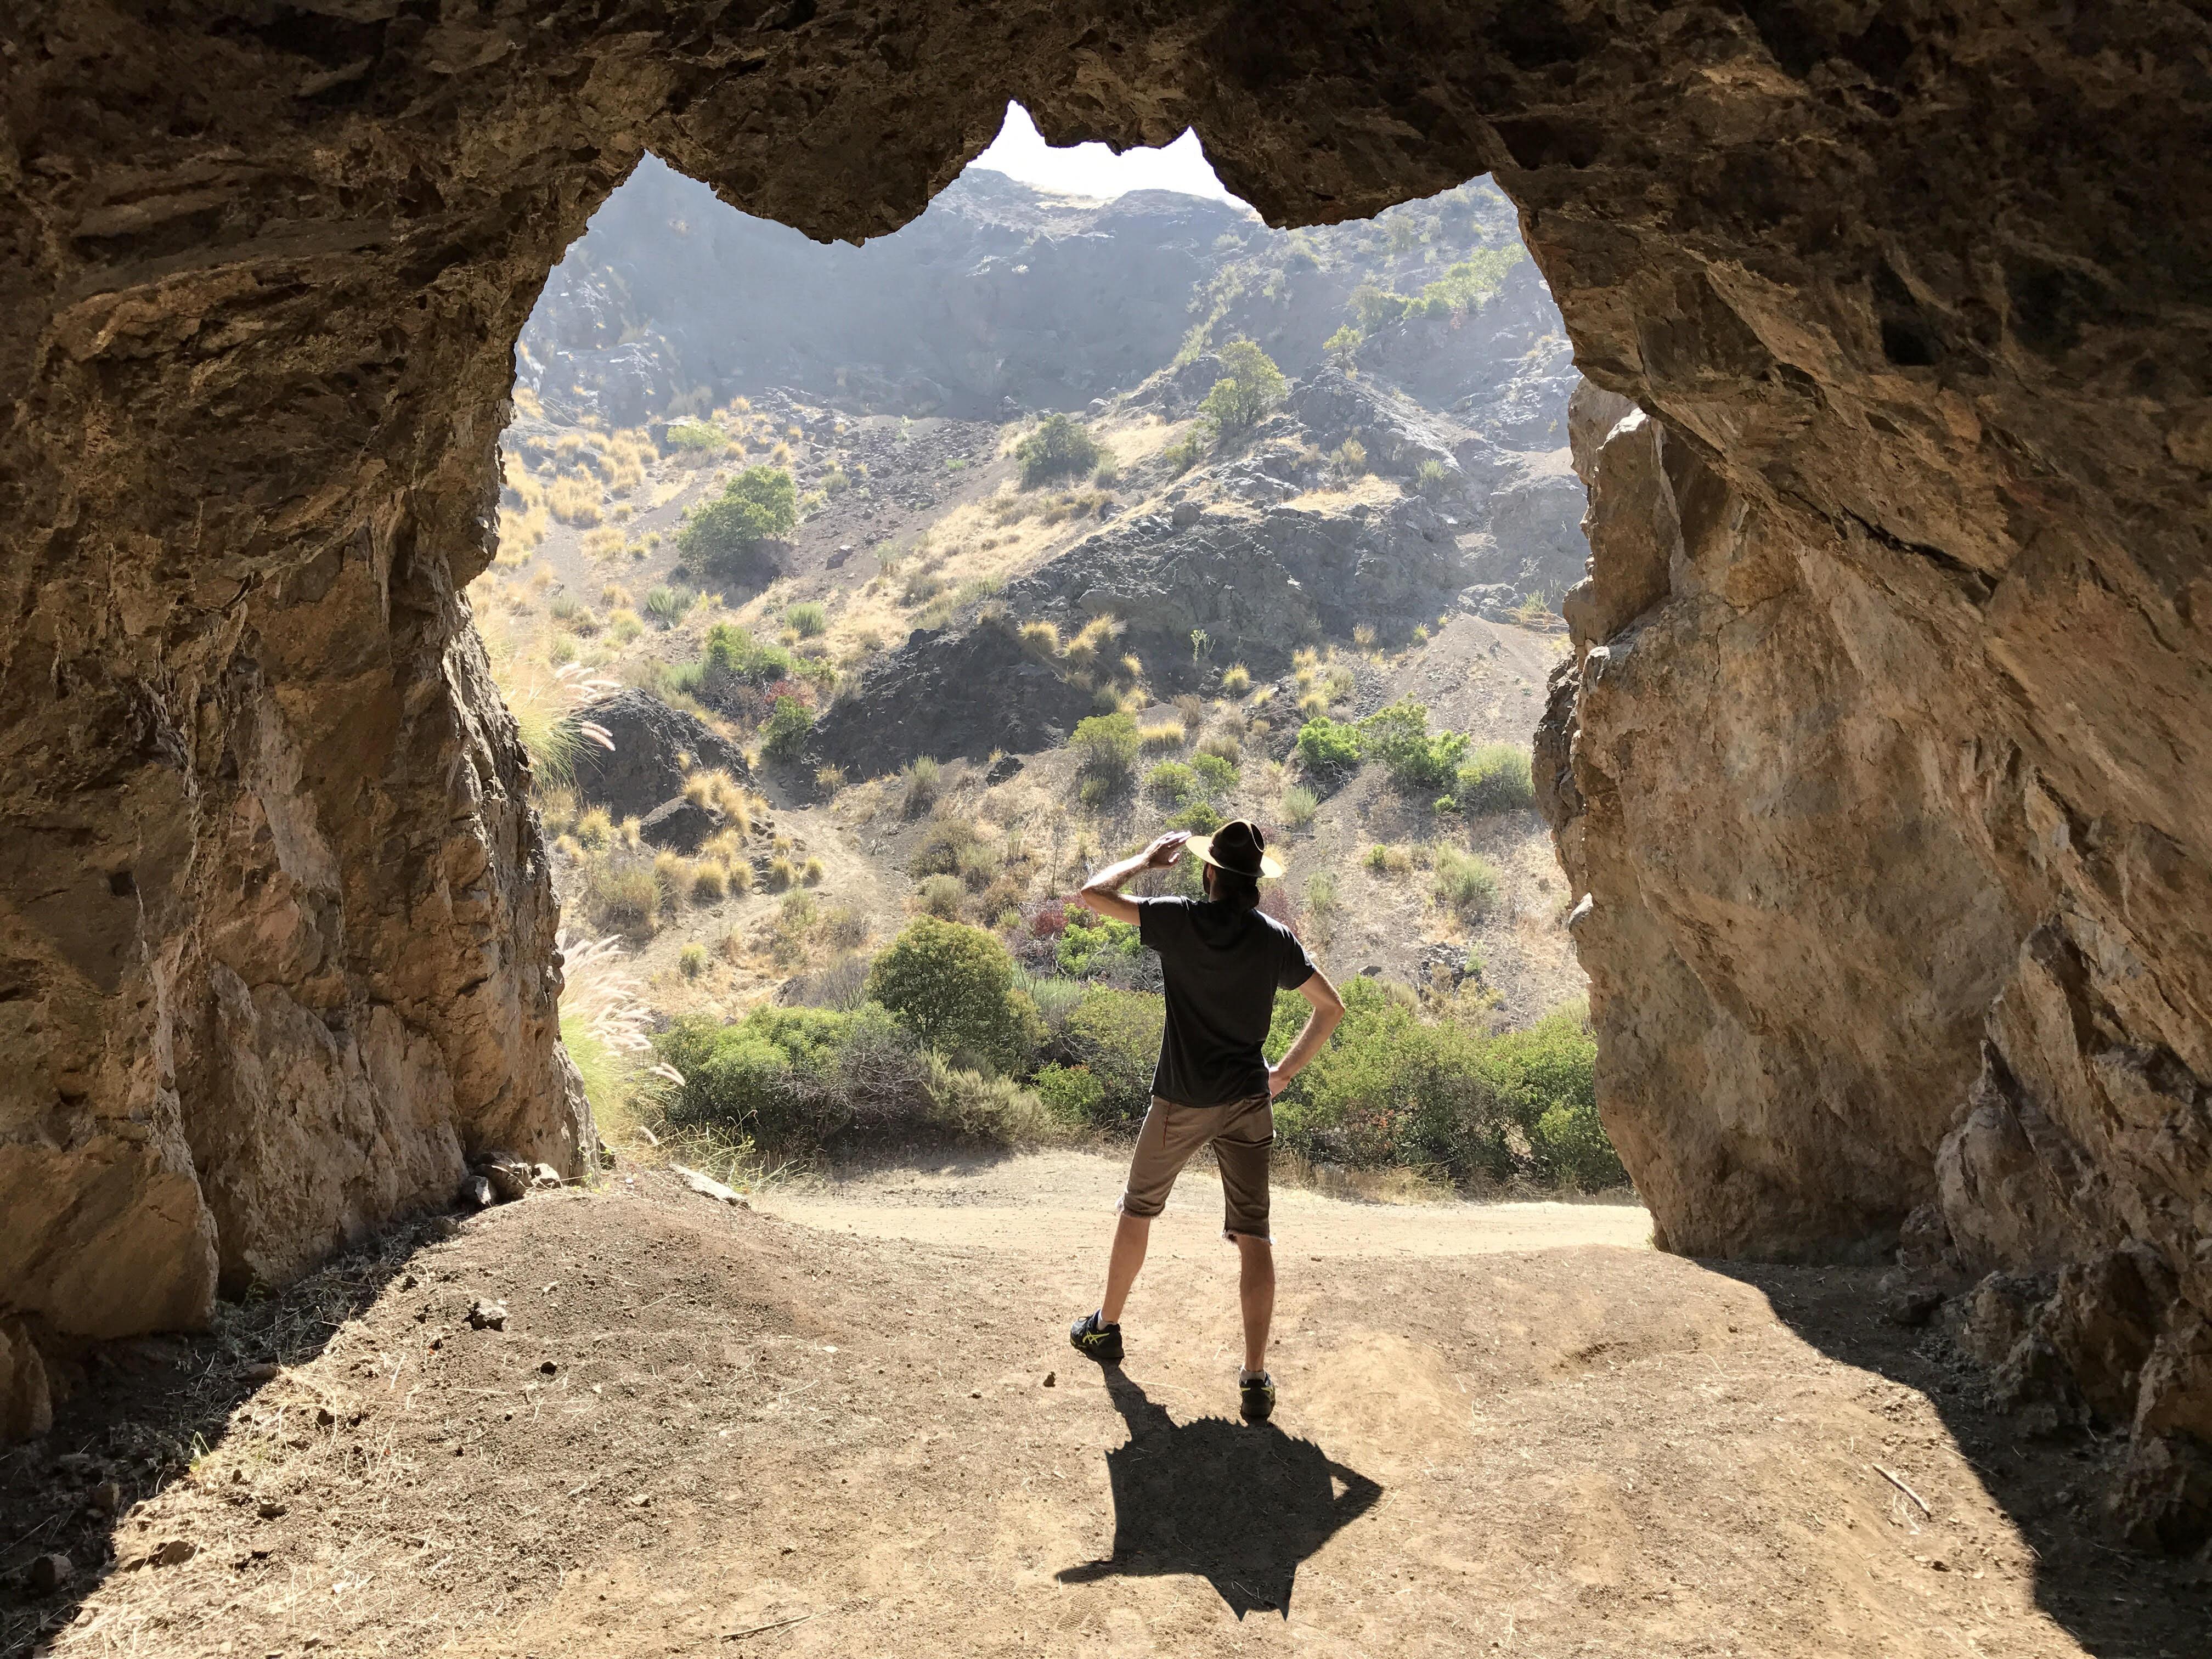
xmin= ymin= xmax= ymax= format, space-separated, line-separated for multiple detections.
xmin=548 ymin=475 xmax=603 ymax=526
xmin=1282 ymin=473 xmax=1400 ymax=514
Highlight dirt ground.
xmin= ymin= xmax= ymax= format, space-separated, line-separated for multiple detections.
xmin=6 ymin=1153 xmax=2206 ymax=1658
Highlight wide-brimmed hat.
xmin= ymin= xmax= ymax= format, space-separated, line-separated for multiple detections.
xmin=1186 ymin=819 xmax=1285 ymax=881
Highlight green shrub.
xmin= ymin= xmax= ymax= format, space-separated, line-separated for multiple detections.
xmin=1489 ymin=1006 xmax=1620 ymax=1188
xmin=1146 ymin=760 xmax=1197 ymax=803
xmin=1359 ymin=698 xmax=1468 ymax=792
xmin=654 ymin=1003 xmax=922 ymax=1148
xmin=1324 ymin=324 xmax=1363 ymax=369
xmin=1305 ymin=870 xmax=1339 ymax=919
xmin=915 ymin=873 xmax=965 ymax=919
xmin=1034 ymin=1062 xmax=1107 ymax=1124
xmin=1072 ymin=711 xmax=1139 ymax=784
xmin=865 ymin=917 xmax=1042 ymax=1073
xmin=761 ymin=695 xmax=813 ymax=761
xmin=1064 ymin=986 xmax=1165 ymax=1123
xmin=1169 ymin=800 xmax=1223 ymax=832
xmin=1190 ymin=752 xmax=1238 ymax=796
xmin=644 ymin=586 xmax=696 ymax=626
xmin=697 ymin=621 xmax=794 ymax=689
xmin=679 ymin=465 xmax=796 ymax=573
xmin=1282 ymin=785 xmax=1318 ymax=828
xmin=922 ymin=1053 xmax=1060 ymax=1143
xmin=663 ymin=420 xmax=729 ymax=453
xmin=1015 ymin=415 xmax=1105 ymax=488
xmin=1295 ymin=717 xmax=1362 ymax=777
xmin=1199 ymin=339 xmax=1288 ymax=439
xmin=1433 ymin=847 xmax=1500 ymax=916
xmin=1457 ymin=743 xmax=1536 ymax=813
xmin=1055 ymin=909 xmax=1144 ymax=979
xmin=786 ymin=601 xmax=828 ymax=639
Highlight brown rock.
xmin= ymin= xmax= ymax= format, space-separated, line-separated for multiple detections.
xmin=467 ymin=1300 xmax=507 ymax=1331
xmin=0 ymin=1322 xmax=54 ymax=1441
xmin=27 ymin=1553 xmax=72 ymax=1594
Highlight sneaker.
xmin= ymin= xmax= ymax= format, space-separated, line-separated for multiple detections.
xmin=1239 ymin=1369 xmax=1276 ymax=1423
xmin=1069 ymin=1310 xmax=1123 ymax=1364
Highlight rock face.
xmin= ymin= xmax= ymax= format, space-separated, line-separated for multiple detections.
xmin=3 ymin=0 xmax=2208 ymax=1532
xmin=570 ymin=691 xmax=748 ymax=823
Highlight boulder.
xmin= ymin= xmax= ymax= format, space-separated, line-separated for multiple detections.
xmin=569 ymin=691 xmax=748 ymax=822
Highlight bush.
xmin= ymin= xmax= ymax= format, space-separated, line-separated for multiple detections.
xmin=865 ymin=917 xmax=1042 ymax=1073
xmin=691 ymin=862 xmax=729 ymax=902
xmin=679 ymin=942 xmax=707 ymax=978
xmin=1220 ymin=663 xmax=1251 ymax=696
xmin=1265 ymin=981 xmax=1614 ymax=1188
xmin=786 ymin=601 xmax=827 ymax=639
xmin=1033 ymin=1062 xmax=1107 ymax=1124
xmin=1434 ymin=847 xmax=1500 ymax=916
xmin=1413 ymin=458 xmax=1457 ymax=500
xmin=1138 ymin=721 xmax=1186 ymax=753
xmin=1457 ymin=743 xmax=1536 ymax=814
xmin=1071 ymin=711 xmax=1139 ymax=784
xmin=1015 ymin=414 xmax=1104 ymax=489
xmin=1296 ymin=717 xmax=1363 ymax=777
xmin=1147 ymin=760 xmax=1198 ymax=803
xmin=1282 ymin=785 xmax=1318 ymax=828
xmin=915 ymin=873 xmax=965 ymax=919
xmin=1199 ymin=339 xmax=1288 ymax=439
xmin=586 ymin=862 xmax=659 ymax=936
xmin=645 ymin=586 xmax=696 ymax=626
xmin=697 ymin=622 xmax=794 ymax=690
xmin=1190 ymin=752 xmax=1238 ymax=795
xmin=1063 ymin=986 xmax=1165 ymax=1124
xmin=761 ymin=695 xmax=813 ymax=761
xmin=1054 ymin=909 xmax=1144 ymax=979
xmin=1305 ymin=870 xmax=1339 ymax=920
xmin=679 ymin=465 xmax=796 ymax=574
xmin=1359 ymin=698 xmax=1467 ymax=792
xmin=654 ymin=1002 xmax=932 ymax=1148
xmin=902 ymin=756 xmax=941 ymax=817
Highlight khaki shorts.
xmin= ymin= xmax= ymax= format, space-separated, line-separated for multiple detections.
xmin=1119 ymin=1092 xmax=1274 ymax=1242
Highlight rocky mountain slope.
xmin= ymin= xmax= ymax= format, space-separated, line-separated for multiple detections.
xmin=479 ymin=164 xmax=1593 ymax=1035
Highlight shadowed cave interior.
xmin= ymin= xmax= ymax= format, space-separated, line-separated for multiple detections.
xmin=2 ymin=0 xmax=2209 ymax=1627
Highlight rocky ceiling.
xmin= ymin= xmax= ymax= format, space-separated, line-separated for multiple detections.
xmin=2 ymin=0 xmax=2207 ymax=1541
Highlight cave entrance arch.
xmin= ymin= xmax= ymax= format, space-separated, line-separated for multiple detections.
xmin=5 ymin=0 xmax=2208 ymax=1550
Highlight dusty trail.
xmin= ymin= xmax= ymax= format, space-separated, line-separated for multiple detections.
xmin=6 ymin=1153 xmax=2203 ymax=1658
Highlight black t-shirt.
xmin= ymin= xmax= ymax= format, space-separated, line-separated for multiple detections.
xmin=1137 ymin=897 xmax=1318 ymax=1107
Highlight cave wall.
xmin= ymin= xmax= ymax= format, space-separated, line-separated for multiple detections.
xmin=2 ymin=0 xmax=2207 ymax=1514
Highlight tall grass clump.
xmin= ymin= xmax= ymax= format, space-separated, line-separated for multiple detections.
xmin=1434 ymin=847 xmax=1500 ymax=916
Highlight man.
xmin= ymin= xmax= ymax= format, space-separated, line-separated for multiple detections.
xmin=1065 ymin=818 xmax=1344 ymax=1423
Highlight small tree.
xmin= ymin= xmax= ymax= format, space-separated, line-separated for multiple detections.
xmin=679 ymin=466 xmax=796 ymax=574
xmin=1324 ymin=325 xmax=1363 ymax=370
xmin=1015 ymin=415 xmax=1104 ymax=489
xmin=1199 ymin=339 xmax=1287 ymax=441
xmin=866 ymin=918 xmax=1039 ymax=1073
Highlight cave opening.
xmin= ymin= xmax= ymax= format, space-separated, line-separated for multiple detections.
xmin=5 ymin=4 xmax=2211 ymax=1644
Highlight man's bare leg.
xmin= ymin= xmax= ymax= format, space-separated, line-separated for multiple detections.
xmin=1234 ymin=1233 xmax=1274 ymax=1375
xmin=1099 ymin=1212 xmax=1151 ymax=1325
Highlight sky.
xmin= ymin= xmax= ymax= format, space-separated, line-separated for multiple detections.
xmin=965 ymin=102 xmax=1241 ymax=204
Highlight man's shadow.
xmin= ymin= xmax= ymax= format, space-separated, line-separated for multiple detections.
xmin=1057 ymin=1365 xmax=1383 ymax=1618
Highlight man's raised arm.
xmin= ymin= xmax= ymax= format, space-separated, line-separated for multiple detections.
xmin=1076 ymin=830 xmax=1190 ymax=926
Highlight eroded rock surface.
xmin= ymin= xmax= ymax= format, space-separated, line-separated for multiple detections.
xmin=3 ymin=0 xmax=2208 ymax=1535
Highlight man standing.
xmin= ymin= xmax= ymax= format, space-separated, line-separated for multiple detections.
xmin=1066 ymin=819 xmax=1344 ymax=1421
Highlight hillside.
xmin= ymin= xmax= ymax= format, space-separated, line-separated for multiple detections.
xmin=477 ymin=158 xmax=1597 ymax=1176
